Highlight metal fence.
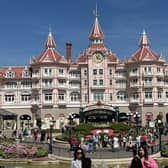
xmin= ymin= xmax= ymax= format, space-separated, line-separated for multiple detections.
xmin=24 ymin=140 xmax=161 ymax=159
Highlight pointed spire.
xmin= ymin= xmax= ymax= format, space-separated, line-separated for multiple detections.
xmin=89 ymin=4 xmax=105 ymax=42
xmin=45 ymin=30 xmax=56 ymax=49
xmin=139 ymin=30 xmax=150 ymax=48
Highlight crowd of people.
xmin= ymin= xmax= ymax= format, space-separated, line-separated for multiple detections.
xmin=69 ymin=131 xmax=157 ymax=155
xmin=70 ymin=132 xmax=159 ymax=168
xmin=71 ymin=145 xmax=159 ymax=168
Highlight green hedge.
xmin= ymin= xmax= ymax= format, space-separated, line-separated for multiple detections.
xmin=109 ymin=123 xmax=132 ymax=133
xmin=36 ymin=147 xmax=48 ymax=157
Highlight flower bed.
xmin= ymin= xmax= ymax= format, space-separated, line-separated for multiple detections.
xmin=0 ymin=141 xmax=47 ymax=158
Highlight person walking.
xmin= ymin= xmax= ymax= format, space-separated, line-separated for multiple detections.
xmin=71 ymin=147 xmax=91 ymax=168
xmin=138 ymin=146 xmax=158 ymax=168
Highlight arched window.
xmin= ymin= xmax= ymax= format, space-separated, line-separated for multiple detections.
xmin=117 ymin=91 xmax=127 ymax=101
xmin=70 ymin=92 xmax=80 ymax=102
xmin=6 ymin=71 xmax=15 ymax=78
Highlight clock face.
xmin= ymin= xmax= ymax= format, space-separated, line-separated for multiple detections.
xmin=93 ymin=52 xmax=103 ymax=63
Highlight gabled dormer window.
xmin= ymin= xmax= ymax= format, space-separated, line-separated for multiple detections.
xmin=6 ymin=71 xmax=15 ymax=78
xmin=22 ymin=71 xmax=30 ymax=78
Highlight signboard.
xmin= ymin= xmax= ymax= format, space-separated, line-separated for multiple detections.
xmin=149 ymin=121 xmax=155 ymax=128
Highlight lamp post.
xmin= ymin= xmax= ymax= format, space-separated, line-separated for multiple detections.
xmin=67 ymin=113 xmax=75 ymax=140
xmin=127 ymin=112 xmax=133 ymax=125
xmin=49 ymin=119 xmax=55 ymax=154
xmin=133 ymin=112 xmax=141 ymax=136
xmin=157 ymin=119 xmax=163 ymax=152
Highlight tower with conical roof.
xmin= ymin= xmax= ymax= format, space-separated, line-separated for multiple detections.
xmin=89 ymin=4 xmax=105 ymax=44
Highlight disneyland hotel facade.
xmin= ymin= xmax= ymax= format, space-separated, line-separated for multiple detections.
xmin=0 ymin=15 xmax=168 ymax=130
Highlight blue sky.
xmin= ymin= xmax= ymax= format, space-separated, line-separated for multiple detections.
xmin=0 ymin=0 xmax=168 ymax=66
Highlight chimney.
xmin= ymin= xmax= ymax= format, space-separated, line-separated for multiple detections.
xmin=66 ymin=42 xmax=72 ymax=62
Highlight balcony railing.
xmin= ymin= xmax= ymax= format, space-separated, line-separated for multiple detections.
xmin=156 ymin=72 xmax=163 ymax=76
xmin=157 ymin=99 xmax=165 ymax=104
xmin=57 ymin=74 xmax=67 ymax=78
xmin=130 ymin=98 xmax=140 ymax=103
xmin=155 ymin=82 xmax=164 ymax=87
xmin=144 ymin=99 xmax=153 ymax=104
xmin=129 ymin=72 xmax=138 ymax=77
xmin=58 ymin=101 xmax=66 ymax=105
xmin=143 ymin=83 xmax=153 ymax=87
xmin=31 ymin=101 xmax=39 ymax=105
xmin=42 ymin=85 xmax=53 ymax=89
xmin=32 ymin=74 xmax=40 ymax=78
xmin=58 ymin=84 xmax=67 ymax=89
xmin=143 ymin=72 xmax=153 ymax=76
xmin=69 ymin=74 xmax=80 ymax=79
xmin=91 ymin=85 xmax=106 ymax=90
xmin=115 ymin=75 xmax=126 ymax=78
xmin=130 ymin=83 xmax=139 ymax=88
xmin=116 ymin=85 xmax=126 ymax=89
xmin=42 ymin=73 xmax=53 ymax=78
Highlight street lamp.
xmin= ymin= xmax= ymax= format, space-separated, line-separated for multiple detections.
xmin=67 ymin=113 xmax=75 ymax=140
xmin=157 ymin=119 xmax=163 ymax=151
xmin=127 ymin=112 xmax=133 ymax=125
xmin=49 ymin=118 xmax=55 ymax=154
xmin=133 ymin=112 xmax=141 ymax=136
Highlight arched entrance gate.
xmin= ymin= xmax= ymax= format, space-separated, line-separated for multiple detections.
xmin=82 ymin=104 xmax=116 ymax=123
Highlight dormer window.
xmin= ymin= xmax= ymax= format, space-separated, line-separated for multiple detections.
xmin=22 ymin=71 xmax=30 ymax=78
xmin=6 ymin=71 xmax=15 ymax=78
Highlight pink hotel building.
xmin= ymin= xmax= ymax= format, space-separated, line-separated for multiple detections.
xmin=0 ymin=15 xmax=168 ymax=130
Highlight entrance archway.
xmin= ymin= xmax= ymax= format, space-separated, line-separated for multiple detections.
xmin=83 ymin=104 xmax=115 ymax=123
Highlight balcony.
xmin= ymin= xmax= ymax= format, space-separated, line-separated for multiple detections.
xmin=58 ymin=84 xmax=67 ymax=90
xmin=115 ymin=75 xmax=126 ymax=78
xmin=143 ymin=83 xmax=153 ymax=88
xmin=164 ymin=72 xmax=168 ymax=77
xmin=31 ymin=100 xmax=39 ymax=105
xmin=91 ymin=85 xmax=106 ymax=90
xmin=58 ymin=101 xmax=66 ymax=106
xmin=155 ymin=82 xmax=164 ymax=88
xmin=57 ymin=74 xmax=67 ymax=79
xmin=69 ymin=85 xmax=80 ymax=90
xmin=144 ymin=99 xmax=153 ymax=104
xmin=43 ymin=101 xmax=53 ymax=106
xmin=42 ymin=73 xmax=53 ymax=78
xmin=32 ymin=84 xmax=40 ymax=89
xmin=129 ymin=72 xmax=138 ymax=77
xmin=42 ymin=85 xmax=53 ymax=90
xmin=130 ymin=83 xmax=140 ymax=88
xmin=69 ymin=74 xmax=80 ymax=80
xmin=130 ymin=98 xmax=140 ymax=103
xmin=156 ymin=72 xmax=163 ymax=76
xmin=32 ymin=74 xmax=40 ymax=78
xmin=116 ymin=85 xmax=126 ymax=89
xmin=143 ymin=72 xmax=153 ymax=76
xmin=157 ymin=99 xmax=165 ymax=104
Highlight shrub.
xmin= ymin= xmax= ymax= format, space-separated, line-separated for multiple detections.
xmin=36 ymin=147 xmax=48 ymax=157
xmin=74 ymin=124 xmax=95 ymax=134
xmin=109 ymin=123 xmax=132 ymax=133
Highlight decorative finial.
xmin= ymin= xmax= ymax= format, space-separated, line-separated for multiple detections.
xmin=48 ymin=24 xmax=52 ymax=37
xmin=93 ymin=1 xmax=99 ymax=18
xmin=49 ymin=24 xmax=52 ymax=32
xmin=143 ymin=28 xmax=146 ymax=35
